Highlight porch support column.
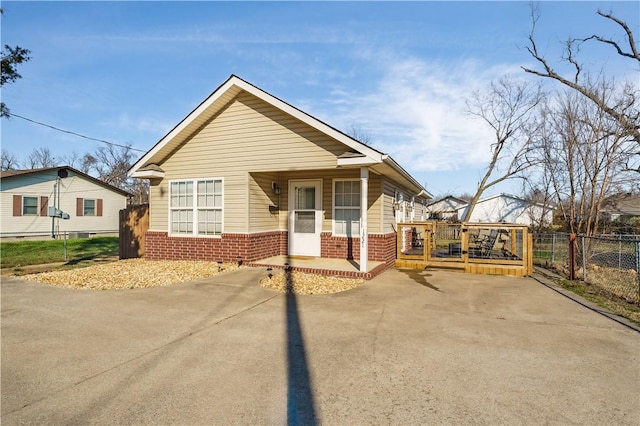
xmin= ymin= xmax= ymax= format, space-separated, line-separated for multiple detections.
xmin=360 ymin=167 xmax=368 ymax=272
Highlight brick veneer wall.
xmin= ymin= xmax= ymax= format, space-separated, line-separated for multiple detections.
xmin=320 ymin=232 xmax=397 ymax=265
xmin=145 ymin=230 xmax=397 ymax=273
xmin=145 ymin=231 xmax=287 ymax=262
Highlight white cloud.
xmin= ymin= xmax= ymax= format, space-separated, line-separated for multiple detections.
xmin=319 ymin=56 xmax=527 ymax=173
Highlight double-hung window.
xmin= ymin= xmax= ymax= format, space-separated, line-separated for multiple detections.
xmin=22 ymin=196 xmax=38 ymax=216
xmin=170 ymin=179 xmax=223 ymax=236
xmin=334 ymin=180 xmax=360 ymax=237
xmin=84 ymin=199 xmax=96 ymax=216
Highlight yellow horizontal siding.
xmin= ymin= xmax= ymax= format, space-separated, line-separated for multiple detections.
xmin=152 ymin=91 xmax=350 ymax=233
xmin=249 ymin=172 xmax=280 ymax=232
xmin=382 ymin=179 xmax=397 ymax=234
xmin=148 ymin=180 xmax=167 ymax=230
xmin=148 ymin=90 xmax=422 ymax=236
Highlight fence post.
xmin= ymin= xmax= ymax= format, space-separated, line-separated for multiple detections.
xmin=618 ymin=235 xmax=622 ymax=269
xmin=569 ymin=234 xmax=576 ymax=280
xmin=636 ymin=241 xmax=640 ymax=301
xmin=551 ymin=233 xmax=556 ymax=266
xmin=581 ymin=235 xmax=587 ymax=282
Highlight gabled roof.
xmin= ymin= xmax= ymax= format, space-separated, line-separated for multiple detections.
xmin=455 ymin=193 xmax=555 ymax=210
xmin=602 ymin=193 xmax=640 ymax=216
xmin=426 ymin=195 xmax=468 ymax=208
xmin=128 ymin=74 xmax=431 ymax=198
xmin=0 ymin=166 xmax=132 ymax=197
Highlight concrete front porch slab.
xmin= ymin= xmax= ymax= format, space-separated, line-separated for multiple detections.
xmin=249 ymin=255 xmax=387 ymax=279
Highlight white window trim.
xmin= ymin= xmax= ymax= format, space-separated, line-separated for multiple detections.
xmin=22 ymin=196 xmax=39 ymax=216
xmin=332 ymin=178 xmax=361 ymax=237
xmin=84 ymin=198 xmax=96 ymax=216
xmin=168 ymin=178 xmax=224 ymax=238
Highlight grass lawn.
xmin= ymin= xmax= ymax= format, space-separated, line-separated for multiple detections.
xmin=556 ymin=278 xmax=640 ymax=326
xmin=1 ymin=237 xmax=119 ymax=269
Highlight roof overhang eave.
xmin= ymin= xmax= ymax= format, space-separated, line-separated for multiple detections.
xmin=336 ymin=156 xmax=381 ymax=167
xmin=130 ymin=170 xmax=165 ymax=179
xmin=377 ymin=155 xmax=432 ymax=199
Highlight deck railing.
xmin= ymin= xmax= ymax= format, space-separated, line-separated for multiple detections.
xmin=396 ymin=222 xmax=533 ymax=277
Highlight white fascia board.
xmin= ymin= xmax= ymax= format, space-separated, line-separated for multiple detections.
xmin=130 ymin=170 xmax=165 ymax=179
xmin=129 ymin=77 xmax=241 ymax=175
xmin=417 ymin=189 xmax=434 ymax=200
xmin=129 ymin=75 xmax=384 ymax=175
xmin=381 ymin=155 xmax=427 ymax=196
xmin=337 ymin=156 xmax=380 ymax=167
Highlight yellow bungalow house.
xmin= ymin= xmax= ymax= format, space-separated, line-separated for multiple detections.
xmin=129 ymin=75 xmax=431 ymax=278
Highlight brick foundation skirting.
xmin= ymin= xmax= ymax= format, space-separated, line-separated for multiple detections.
xmin=145 ymin=231 xmax=397 ymax=279
xmin=144 ymin=231 xmax=287 ymax=262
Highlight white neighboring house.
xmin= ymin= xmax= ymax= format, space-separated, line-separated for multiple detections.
xmin=1 ymin=166 xmax=130 ymax=239
xmin=425 ymin=196 xmax=467 ymax=220
xmin=456 ymin=193 xmax=554 ymax=226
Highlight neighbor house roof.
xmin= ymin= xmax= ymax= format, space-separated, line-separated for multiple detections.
xmin=0 ymin=166 xmax=132 ymax=197
xmin=455 ymin=193 xmax=556 ymax=210
xmin=601 ymin=193 xmax=640 ymax=216
xmin=128 ymin=74 xmax=432 ymax=199
xmin=426 ymin=195 xmax=468 ymax=208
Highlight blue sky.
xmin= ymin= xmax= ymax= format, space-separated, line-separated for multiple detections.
xmin=2 ymin=1 xmax=638 ymax=198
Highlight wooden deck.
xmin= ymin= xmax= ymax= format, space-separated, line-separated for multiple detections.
xmin=396 ymin=222 xmax=533 ymax=277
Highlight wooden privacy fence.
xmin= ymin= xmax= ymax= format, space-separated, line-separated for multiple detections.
xmin=396 ymin=222 xmax=533 ymax=277
xmin=119 ymin=204 xmax=149 ymax=259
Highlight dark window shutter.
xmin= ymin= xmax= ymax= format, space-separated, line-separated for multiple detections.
xmin=97 ymin=199 xmax=103 ymax=217
xmin=77 ymin=198 xmax=83 ymax=216
xmin=40 ymin=196 xmax=49 ymax=216
xmin=13 ymin=195 xmax=22 ymax=216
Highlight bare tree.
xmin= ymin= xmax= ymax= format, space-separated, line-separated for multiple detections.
xmin=520 ymin=175 xmax=556 ymax=233
xmin=1 ymin=148 xmax=19 ymax=170
xmin=462 ymin=77 xmax=545 ymax=221
xmin=347 ymin=124 xmax=373 ymax=146
xmin=523 ymin=6 xmax=640 ymax=172
xmin=25 ymin=147 xmax=56 ymax=169
xmin=85 ymin=143 xmax=148 ymax=203
xmin=59 ymin=151 xmax=87 ymax=172
xmin=88 ymin=144 xmax=135 ymax=188
xmin=533 ymin=87 xmax=631 ymax=235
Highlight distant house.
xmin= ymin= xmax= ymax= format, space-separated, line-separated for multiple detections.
xmin=425 ymin=196 xmax=467 ymax=220
xmin=456 ymin=193 xmax=554 ymax=226
xmin=128 ymin=75 xmax=432 ymax=274
xmin=1 ymin=166 xmax=130 ymax=239
xmin=601 ymin=193 xmax=640 ymax=223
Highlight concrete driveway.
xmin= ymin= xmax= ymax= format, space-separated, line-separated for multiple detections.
xmin=2 ymin=267 xmax=639 ymax=425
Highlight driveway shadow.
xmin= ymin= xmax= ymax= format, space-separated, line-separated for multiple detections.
xmin=284 ymin=259 xmax=317 ymax=425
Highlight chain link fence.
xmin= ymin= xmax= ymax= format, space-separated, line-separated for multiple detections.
xmin=533 ymin=233 xmax=640 ymax=304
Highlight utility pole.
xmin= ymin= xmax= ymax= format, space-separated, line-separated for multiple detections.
xmin=51 ymin=179 xmax=58 ymax=238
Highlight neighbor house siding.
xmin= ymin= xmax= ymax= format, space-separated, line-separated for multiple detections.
xmin=458 ymin=195 xmax=552 ymax=226
xmin=148 ymin=92 xmax=351 ymax=232
xmin=1 ymin=170 xmax=127 ymax=237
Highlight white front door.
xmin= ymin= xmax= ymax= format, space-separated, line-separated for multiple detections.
xmin=288 ymin=179 xmax=322 ymax=257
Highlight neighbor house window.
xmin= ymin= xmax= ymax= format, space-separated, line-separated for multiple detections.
xmin=22 ymin=196 xmax=38 ymax=215
xmin=334 ymin=180 xmax=360 ymax=237
xmin=83 ymin=199 xmax=96 ymax=216
xmin=169 ymin=179 xmax=223 ymax=236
